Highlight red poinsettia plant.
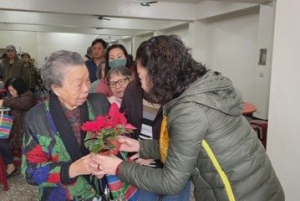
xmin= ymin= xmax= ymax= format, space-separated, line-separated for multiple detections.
xmin=81 ymin=103 xmax=136 ymax=155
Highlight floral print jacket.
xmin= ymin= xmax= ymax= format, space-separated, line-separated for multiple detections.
xmin=22 ymin=93 xmax=110 ymax=201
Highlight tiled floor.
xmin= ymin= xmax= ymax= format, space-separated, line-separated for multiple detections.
xmin=0 ymin=171 xmax=195 ymax=201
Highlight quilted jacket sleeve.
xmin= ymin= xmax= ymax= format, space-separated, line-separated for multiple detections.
xmin=139 ymin=140 xmax=161 ymax=160
xmin=3 ymin=90 xmax=35 ymax=111
xmin=118 ymin=102 xmax=208 ymax=195
xmin=22 ymin=105 xmax=75 ymax=187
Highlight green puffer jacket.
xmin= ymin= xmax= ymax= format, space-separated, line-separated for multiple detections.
xmin=118 ymin=71 xmax=284 ymax=201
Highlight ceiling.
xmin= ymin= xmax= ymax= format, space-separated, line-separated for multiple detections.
xmin=0 ymin=0 xmax=274 ymax=41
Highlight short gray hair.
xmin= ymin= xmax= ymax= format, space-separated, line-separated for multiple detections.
xmin=41 ymin=50 xmax=85 ymax=90
xmin=106 ymin=66 xmax=132 ymax=83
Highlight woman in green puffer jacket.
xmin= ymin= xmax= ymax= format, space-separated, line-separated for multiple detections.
xmin=91 ymin=35 xmax=284 ymax=201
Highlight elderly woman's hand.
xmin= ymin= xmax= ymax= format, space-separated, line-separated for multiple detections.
xmin=69 ymin=154 xmax=97 ymax=178
xmin=90 ymin=153 xmax=123 ymax=178
xmin=118 ymin=136 xmax=140 ymax=153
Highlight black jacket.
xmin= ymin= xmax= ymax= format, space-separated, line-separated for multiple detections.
xmin=120 ymin=81 xmax=163 ymax=140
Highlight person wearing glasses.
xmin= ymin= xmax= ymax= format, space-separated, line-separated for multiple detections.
xmin=106 ymin=66 xmax=132 ymax=107
xmin=95 ymin=44 xmax=133 ymax=97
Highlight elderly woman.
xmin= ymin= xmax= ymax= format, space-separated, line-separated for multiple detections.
xmin=22 ymin=50 xmax=110 ymax=201
xmin=106 ymin=66 xmax=132 ymax=107
xmin=92 ymin=35 xmax=284 ymax=201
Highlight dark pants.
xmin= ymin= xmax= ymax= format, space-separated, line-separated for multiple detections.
xmin=0 ymin=139 xmax=14 ymax=165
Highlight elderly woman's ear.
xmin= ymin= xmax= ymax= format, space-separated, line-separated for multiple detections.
xmin=51 ymin=84 xmax=60 ymax=96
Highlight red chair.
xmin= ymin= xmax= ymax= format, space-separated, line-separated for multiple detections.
xmin=250 ymin=120 xmax=268 ymax=149
xmin=13 ymin=148 xmax=22 ymax=167
xmin=0 ymin=154 xmax=9 ymax=191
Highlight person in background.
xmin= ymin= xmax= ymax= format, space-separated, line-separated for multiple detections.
xmin=105 ymin=44 xmax=132 ymax=71
xmin=85 ymin=46 xmax=92 ymax=61
xmin=91 ymin=35 xmax=284 ymax=201
xmin=106 ymin=66 xmax=132 ymax=107
xmin=0 ymin=140 xmax=19 ymax=178
xmin=22 ymin=50 xmax=110 ymax=201
xmin=0 ymin=53 xmax=8 ymax=78
xmin=0 ymin=75 xmax=4 ymax=89
xmin=0 ymin=77 xmax=35 ymax=153
xmin=96 ymin=44 xmax=132 ymax=96
xmin=85 ymin=38 xmax=107 ymax=83
xmin=21 ymin=52 xmax=39 ymax=92
xmin=2 ymin=45 xmax=26 ymax=82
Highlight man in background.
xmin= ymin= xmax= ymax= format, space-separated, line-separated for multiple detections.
xmin=2 ymin=45 xmax=26 ymax=82
xmin=85 ymin=39 xmax=107 ymax=83
xmin=21 ymin=52 xmax=39 ymax=92
xmin=0 ymin=53 xmax=8 ymax=79
xmin=85 ymin=46 xmax=92 ymax=61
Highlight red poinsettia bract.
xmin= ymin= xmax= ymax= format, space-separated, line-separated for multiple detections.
xmin=81 ymin=103 xmax=136 ymax=153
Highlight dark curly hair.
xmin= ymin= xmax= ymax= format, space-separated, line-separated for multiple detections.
xmin=136 ymin=35 xmax=207 ymax=104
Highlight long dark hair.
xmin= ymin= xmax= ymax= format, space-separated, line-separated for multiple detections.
xmin=5 ymin=77 xmax=28 ymax=96
xmin=136 ymin=35 xmax=207 ymax=104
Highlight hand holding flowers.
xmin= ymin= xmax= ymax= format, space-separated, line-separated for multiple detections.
xmin=90 ymin=136 xmax=140 ymax=178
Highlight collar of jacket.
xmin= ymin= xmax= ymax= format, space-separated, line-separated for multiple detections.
xmin=163 ymin=71 xmax=243 ymax=116
xmin=49 ymin=93 xmax=89 ymax=162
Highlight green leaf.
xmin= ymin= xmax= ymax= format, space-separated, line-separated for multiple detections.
xmin=85 ymin=132 xmax=96 ymax=140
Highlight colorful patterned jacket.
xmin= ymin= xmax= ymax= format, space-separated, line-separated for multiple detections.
xmin=22 ymin=93 xmax=110 ymax=201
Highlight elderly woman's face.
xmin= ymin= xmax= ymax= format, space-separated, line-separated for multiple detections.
xmin=136 ymin=61 xmax=150 ymax=93
xmin=108 ymin=73 xmax=130 ymax=99
xmin=53 ymin=65 xmax=91 ymax=110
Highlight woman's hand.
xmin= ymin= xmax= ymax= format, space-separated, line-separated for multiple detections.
xmin=118 ymin=136 xmax=140 ymax=153
xmin=69 ymin=154 xmax=97 ymax=178
xmin=130 ymin=153 xmax=154 ymax=166
xmin=90 ymin=153 xmax=123 ymax=178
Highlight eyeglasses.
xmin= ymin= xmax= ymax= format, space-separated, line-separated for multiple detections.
xmin=108 ymin=77 xmax=129 ymax=88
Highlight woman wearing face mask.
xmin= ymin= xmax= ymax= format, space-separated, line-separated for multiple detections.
xmin=96 ymin=44 xmax=133 ymax=97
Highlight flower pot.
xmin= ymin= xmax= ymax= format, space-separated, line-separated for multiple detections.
xmin=108 ymin=139 xmax=121 ymax=156
xmin=99 ymin=149 xmax=110 ymax=156
xmin=98 ymin=139 xmax=121 ymax=156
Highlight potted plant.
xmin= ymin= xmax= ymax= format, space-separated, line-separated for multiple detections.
xmin=81 ymin=103 xmax=136 ymax=155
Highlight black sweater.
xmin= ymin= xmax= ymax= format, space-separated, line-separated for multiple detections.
xmin=120 ymin=81 xmax=163 ymax=140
